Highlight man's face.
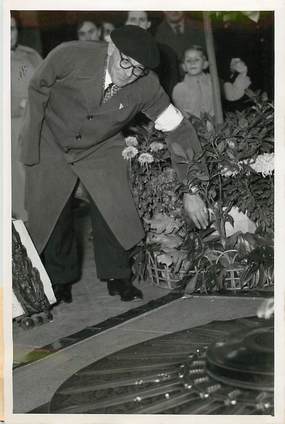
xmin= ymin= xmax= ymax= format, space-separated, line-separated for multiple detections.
xmin=164 ymin=11 xmax=184 ymax=24
xmin=11 ymin=17 xmax=18 ymax=49
xmin=107 ymin=42 xmax=145 ymax=87
xmin=183 ymin=49 xmax=207 ymax=76
xmin=126 ymin=11 xmax=151 ymax=30
xmin=77 ymin=21 xmax=101 ymax=41
xmin=102 ymin=22 xmax=115 ymax=42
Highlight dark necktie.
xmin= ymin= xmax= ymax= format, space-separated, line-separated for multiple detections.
xmin=175 ymin=24 xmax=182 ymax=35
xmin=103 ymin=83 xmax=119 ymax=103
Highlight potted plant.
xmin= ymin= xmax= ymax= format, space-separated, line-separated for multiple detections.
xmin=123 ymin=93 xmax=274 ymax=294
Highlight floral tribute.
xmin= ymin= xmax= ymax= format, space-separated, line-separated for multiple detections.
xmin=122 ymin=93 xmax=274 ymax=294
xmin=122 ymin=126 xmax=183 ymax=221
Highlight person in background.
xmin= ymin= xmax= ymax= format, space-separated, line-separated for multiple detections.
xmin=101 ymin=21 xmax=115 ymax=43
xmin=155 ymin=12 xmax=205 ymax=64
xmin=125 ymin=10 xmax=151 ymax=30
xmin=213 ymin=11 xmax=274 ymax=102
xmin=77 ymin=19 xmax=101 ymax=42
xmin=125 ymin=10 xmax=180 ymax=97
xmin=20 ymin=26 xmax=208 ymax=305
xmin=11 ymin=13 xmax=42 ymax=221
xmin=172 ymin=45 xmax=251 ymax=119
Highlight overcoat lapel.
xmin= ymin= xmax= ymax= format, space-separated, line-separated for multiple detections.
xmin=76 ymin=47 xmax=107 ymax=111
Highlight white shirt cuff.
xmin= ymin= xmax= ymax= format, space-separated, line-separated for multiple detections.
xmin=154 ymin=104 xmax=183 ymax=132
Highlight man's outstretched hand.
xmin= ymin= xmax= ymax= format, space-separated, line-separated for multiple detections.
xmin=183 ymin=193 xmax=208 ymax=230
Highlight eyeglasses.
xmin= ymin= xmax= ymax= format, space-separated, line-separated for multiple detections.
xmin=119 ymin=51 xmax=149 ymax=77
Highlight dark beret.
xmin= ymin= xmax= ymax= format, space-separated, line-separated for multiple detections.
xmin=110 ymin=25 xmax=160 ymax=69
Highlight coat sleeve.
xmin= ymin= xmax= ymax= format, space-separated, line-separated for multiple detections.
xmin=20 ymin=44 xmax=73 ymax=165
xmin=139 ymin=73 xmax=208 ymax=184
xmin=164 ymin=117 xmax=208 ymax=183
xmin=172 ymin=83 xmax=191 ymax=118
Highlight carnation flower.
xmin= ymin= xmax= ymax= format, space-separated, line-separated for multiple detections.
xmin=122 ymin=146 xmax=138 ymax=160
xmin=149 ymin=142 xmax=165 ymax=152
xmin=138 ymin=153 xmax=154 ymax=165
xmin=125 ymin=136 xmax=138 ymax=147
xmin=249 ymin=153 xmax=274 ymax=176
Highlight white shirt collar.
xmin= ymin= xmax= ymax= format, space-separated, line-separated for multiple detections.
xmin=105 ymin=68 xmax=112 ymax=89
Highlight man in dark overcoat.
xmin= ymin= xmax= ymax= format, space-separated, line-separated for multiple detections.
xmin=20 ymin=25 xmax=208 ymax=303
xmin=155 ymin=12 xmax=206 ymax=62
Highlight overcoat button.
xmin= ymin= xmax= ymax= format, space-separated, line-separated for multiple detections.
xmin=75 ymin=134 xmax=82 ymax=141
xmin=87 ymin=115 xmax=94 ymax=120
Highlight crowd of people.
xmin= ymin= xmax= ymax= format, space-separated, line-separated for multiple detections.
xmin=11 ymin=11 xmax=273 ymax=305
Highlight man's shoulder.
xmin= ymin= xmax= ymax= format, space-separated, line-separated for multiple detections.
xmin=135 ymin=71 xmax=160 ymax=91
xmin=45 ymin=41 xmax=107 ymax=68
xmin=52 ymin=40 xmax=106 ymax=53
xmin=184 ymin=17 xmax=205 ymax=34
xmin=17 ymin=44 xmax=40 ymax=57
xmin=155 ymin=20 xmax=171 ymax=37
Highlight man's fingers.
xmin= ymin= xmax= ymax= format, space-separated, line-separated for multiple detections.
xmin=183 ymin=194 xmax=209 ymax=229
xmin=196 ymin=209 xmax=208 ymax=229
xmin=191 ymin=210 xmax=208 ymax=229
xmin=192 ymin=217 xmax=201 ymax=229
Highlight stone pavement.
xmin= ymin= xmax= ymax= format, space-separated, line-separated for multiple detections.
xmin=12 ymin=211 xmax=264 ymax=413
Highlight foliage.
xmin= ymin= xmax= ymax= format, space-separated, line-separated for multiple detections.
xmin=124 ymin=94 xmax=274 ymax=293
xmin=184 ymin=93 xmax=274 ymax=238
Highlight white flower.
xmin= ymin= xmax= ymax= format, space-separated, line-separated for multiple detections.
xmin=220 ymin=153 xmax=274 ymax=177
xmin=220 ymin=164 xmax=240 ymax=177
xmin=125 ymin=136 xmax=138 ymax=147
xmin=122 ymin=146 xmax=138 ymax=160
xmin=249 ymin=153 xmax=274 ymax=176
xmin=138 ymin=153 xmax=154 ymax=165
xmin=149 ymin=142 xmax=165 ymax=152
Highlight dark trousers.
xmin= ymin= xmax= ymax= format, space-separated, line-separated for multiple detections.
xmin=41 ymin=191 xmax=133 ymax=286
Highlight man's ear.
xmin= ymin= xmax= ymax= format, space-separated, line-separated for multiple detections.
xmin=107 ymin=40 xmax=115 ymax=56
xmin=146 ymin=21 xmax=151 ymax=30
xmin=181 ymin=62 xmax=186 ymax=73
xmin=203 ymin=60 xmax=209 ymax=70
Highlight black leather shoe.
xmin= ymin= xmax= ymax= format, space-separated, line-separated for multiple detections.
xmin=106 ymin=278 xmax=143 ymax=301
xmin=118 ymin=278 xmax=143 ymax=302
xmin=107 ymin=280 xmax=122 ymax=296
xmin=53 ymin=284 xmax=73 ymax=304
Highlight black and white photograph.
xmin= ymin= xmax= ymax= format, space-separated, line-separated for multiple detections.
xmin=1 ymin=1 xmax=284 ymax=422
